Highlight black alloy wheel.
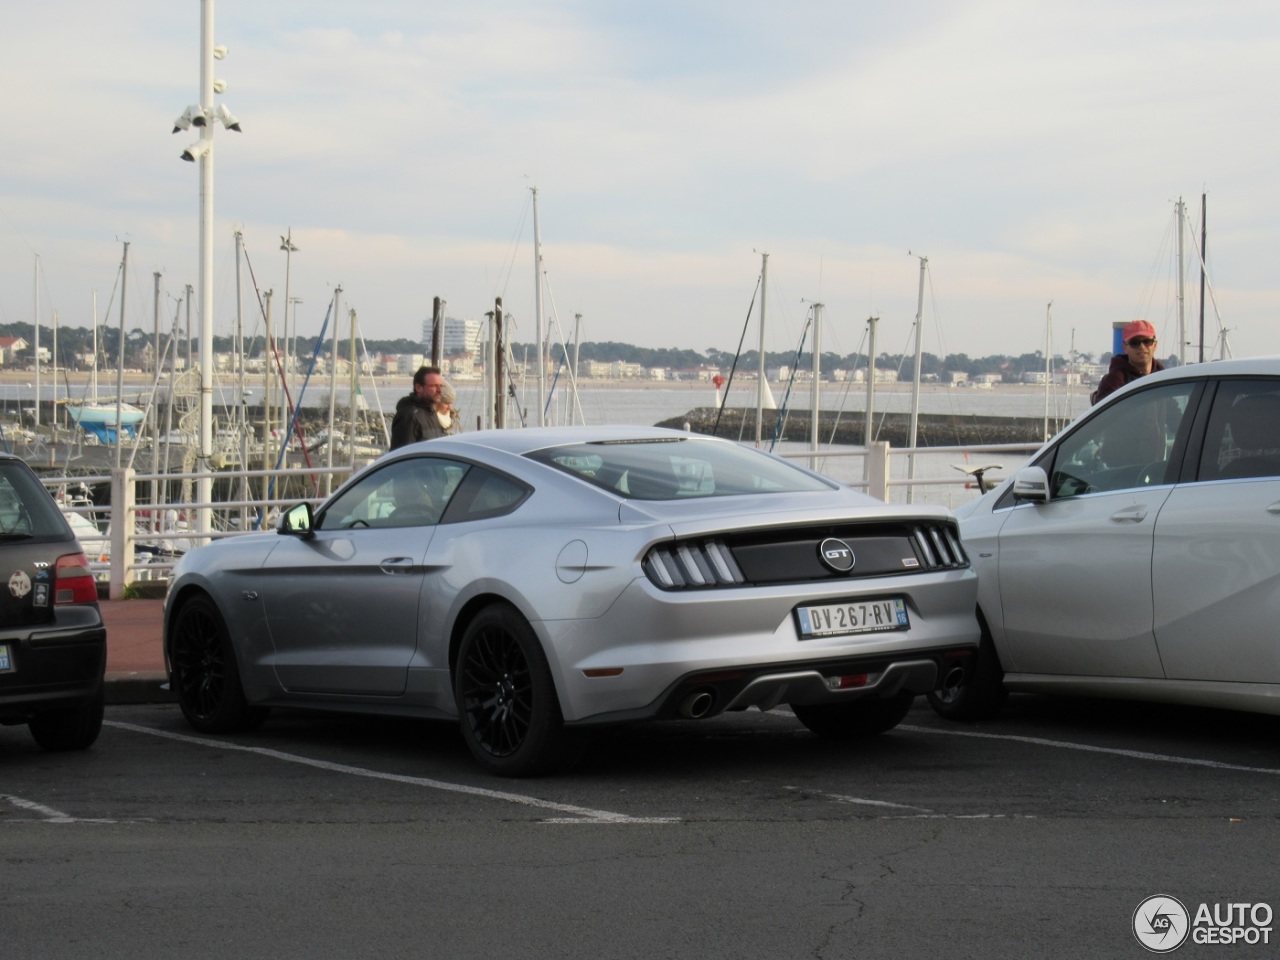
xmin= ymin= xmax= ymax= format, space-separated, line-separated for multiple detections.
xmin=169 ymin=594 xmax=268 ymax=734
xmin=454 ymin=603 xmax=584 ymax=777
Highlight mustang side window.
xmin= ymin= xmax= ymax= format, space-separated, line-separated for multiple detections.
xmin=319 ymin=457 xmax=471 ymax=529
xmin=1047 ymin=382 xmax=1195 ymax=498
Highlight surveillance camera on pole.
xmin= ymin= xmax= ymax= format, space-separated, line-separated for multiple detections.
xmin=171 ymin=105 xmax=201 ymax=133
xmin=180 ymin=139 xmax=212 ymax=162
xmin=216 ymin=103 xmax=242 ymax=132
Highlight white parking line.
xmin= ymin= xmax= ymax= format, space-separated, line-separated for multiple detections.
xmin=0 ymin=793 xmax=121 ymax=824
xmin=1 ymin=793 xmax=72 ymax=821
xmin=784 ymin=786 xmax=933 ymax=813
xmin=105 ymin=720 xmax=676 ymax=824
xmin=900 ymin=724 xmax=1280 ymax=775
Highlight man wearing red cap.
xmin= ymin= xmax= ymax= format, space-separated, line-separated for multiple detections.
xmin=1091 ymin=319 xmax=1163 ymax=404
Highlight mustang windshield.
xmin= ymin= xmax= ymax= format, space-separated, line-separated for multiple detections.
xmin=526 ymin=438 xmax=835 ymax=500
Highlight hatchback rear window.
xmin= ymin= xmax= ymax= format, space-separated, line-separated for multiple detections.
xmin=0 ymin=461 xmax=71 ymax=540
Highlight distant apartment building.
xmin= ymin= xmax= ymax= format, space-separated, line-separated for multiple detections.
xmin=421 ymin=317 xmax=484 ymax=356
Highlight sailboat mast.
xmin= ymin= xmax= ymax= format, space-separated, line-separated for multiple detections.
xmin=756 ymin=252 xmax=768 ymax=446
xmin=1043 ymin=301 xmax=1052 ymax=441
xmin=810 ymin=302 xmax=822 ymax=461
xmin=1176 ymin=198 xmax=1186 ymax=366
xmin=235 ymin=229 xmax=248 ymax=529
xmin=115 ymin=241 xmax=129 ymax=470
xmin=864 ymin=316 xmax=878 ymax=454
xmin=1198 ymin=193 xmax=1207 ymax=364
xmin=532 ymin=186 xmax=546 ymax=427
xmin=51 ymin=309 xmax=58 ymax=445
xmin=907 ymin=255 xmax=926 ymax=503
xmin=33 ymin=255 xmax=40 ymax=431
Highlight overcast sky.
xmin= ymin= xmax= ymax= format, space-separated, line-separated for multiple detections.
xmin=2 ymin=0 xmax=1277 ymax=364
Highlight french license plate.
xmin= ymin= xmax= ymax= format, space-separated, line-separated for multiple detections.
xmin=796 ymin=598 xmax=908 ymax=639
xmin=0 ymin=643 xmax=12 ymax=673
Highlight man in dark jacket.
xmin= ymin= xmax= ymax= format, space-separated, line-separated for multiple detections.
xmin=1092 ymin=320 xmax=1164 ymax=404
xmin=390 ymin=365 xmax=446 ymax=449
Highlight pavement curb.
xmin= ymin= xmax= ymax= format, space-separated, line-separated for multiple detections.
xmin=105 ymin=671 xmax=175 ymax=705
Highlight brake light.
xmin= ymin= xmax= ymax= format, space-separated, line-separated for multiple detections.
xmin=54 ymin=552 xmax=98 ymax=605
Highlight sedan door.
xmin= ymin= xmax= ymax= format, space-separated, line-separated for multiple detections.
xmin=995 ymin=380 xmax=1198 ymax=678
xmin=262 ymin=456 xmax=470 ymax=696
xmin=1153 ymin=379 xmax=1280 ymax=683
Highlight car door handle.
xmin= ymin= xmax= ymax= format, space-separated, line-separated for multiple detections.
xmin=1268 ymin=502 xmax=1280 ymax=515
xmin=1110 ymin=507 xmax=1148 ymax=523
xmin=379 ymin=557 xmax=416 ymax=574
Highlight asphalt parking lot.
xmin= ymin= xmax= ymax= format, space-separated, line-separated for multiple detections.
xmin=3 ymin=695 xmax=1278 ymax=960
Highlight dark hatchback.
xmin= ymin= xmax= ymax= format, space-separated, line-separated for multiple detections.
xmin=0 ymin=453 xmax=106 ymax=750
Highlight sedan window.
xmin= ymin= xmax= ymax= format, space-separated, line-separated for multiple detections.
xmin=1045 ymin=382 xmax=1196 ymax=498
xmin=318 ymin=457 xmax=471 ymax=530
xmin=1197 ymin=380 xmax=1280 ymax=481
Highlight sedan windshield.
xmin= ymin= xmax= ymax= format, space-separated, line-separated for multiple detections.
xmin=526 ymin=438 xmax=834 ymax=500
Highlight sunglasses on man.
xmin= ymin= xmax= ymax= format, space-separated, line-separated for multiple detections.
xmin=1127 ymin=337 xmax=1156 ymax=348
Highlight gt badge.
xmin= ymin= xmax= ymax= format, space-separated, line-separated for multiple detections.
xmin=818 ymin=538 xmax=855 ymax=573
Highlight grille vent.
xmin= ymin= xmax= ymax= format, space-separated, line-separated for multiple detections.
xmin=643 ymin=539 xmax=745 ymax=588
xmin=912 ymin=523 xmax=969 ymax=569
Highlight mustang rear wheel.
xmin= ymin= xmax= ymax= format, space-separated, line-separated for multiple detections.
xmin=792 ymin=691 xmax=915 ymax=739
xmin=454 ymin=603 xmax=584 ymax=777
xmin=170 ymin=594 xmax=268 ymax=734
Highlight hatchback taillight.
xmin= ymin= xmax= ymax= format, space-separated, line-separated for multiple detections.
xmin=55 ymin=552 xmax=98 ymax=605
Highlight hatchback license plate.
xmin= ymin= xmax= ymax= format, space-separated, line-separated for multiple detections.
xmin=0 ymin=643 xmax=12 ymax=673
xmin=796 ymin=598 xmax=908 ymax=639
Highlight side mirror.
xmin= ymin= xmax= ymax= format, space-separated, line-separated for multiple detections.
xmin=278 ymin=502 xmax=315 ymax=538
xmin=1011 ymin=466 xmax=1050 ymax=503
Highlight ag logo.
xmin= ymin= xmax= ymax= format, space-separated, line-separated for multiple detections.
xmin=1133 ymin=895 xmax=1190 ymax=953
xmin=817 ymin=538 xmax=855 ymax=573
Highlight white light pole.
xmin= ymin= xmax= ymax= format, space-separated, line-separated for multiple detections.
xmin=172 ymin=0 xmax=241 ymax=536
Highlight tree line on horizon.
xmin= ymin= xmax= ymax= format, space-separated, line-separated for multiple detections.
xmin=1 ymin=322 xmax=1179 ymax=380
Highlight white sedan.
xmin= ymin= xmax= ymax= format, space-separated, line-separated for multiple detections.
xmin=931 ymin=355 xmax=1280 ymax=721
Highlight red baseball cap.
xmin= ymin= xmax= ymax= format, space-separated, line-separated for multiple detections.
xmin=1122 ymin=319 xmax=1156 ymax=342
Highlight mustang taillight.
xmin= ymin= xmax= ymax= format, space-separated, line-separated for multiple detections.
xmin=643 ymin=539 xmax=745 ymax=589
xmin=54 ymin=552 xmax=98 ymax=605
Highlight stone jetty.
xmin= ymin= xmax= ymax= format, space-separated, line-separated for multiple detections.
xmin=656 ymin=407 xmax=1055 ymax=447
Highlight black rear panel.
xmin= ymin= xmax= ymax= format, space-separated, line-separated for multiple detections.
xmin=644 ymin=520 xmax=968 ymax=590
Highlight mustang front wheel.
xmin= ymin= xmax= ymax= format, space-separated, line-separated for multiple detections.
xmin=170 ymin=594 xmax=268 ymax=734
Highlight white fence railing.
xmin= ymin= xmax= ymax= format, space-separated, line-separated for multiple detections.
xmin=44 ymin=440 xmax=1042 ymax=599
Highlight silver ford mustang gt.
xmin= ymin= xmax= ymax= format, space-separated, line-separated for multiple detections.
xmin=164 ymin=426 xmax=980 ymax=776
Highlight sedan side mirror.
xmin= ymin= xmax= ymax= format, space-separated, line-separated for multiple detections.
xmin=278 ymin=502 xmax=315 ymax=539
xmin=1011 ymin=466 xmax=1050 ymax=503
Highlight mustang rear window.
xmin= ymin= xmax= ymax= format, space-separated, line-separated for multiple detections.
xmin=526 ymin=438 xmax=835 ymax=500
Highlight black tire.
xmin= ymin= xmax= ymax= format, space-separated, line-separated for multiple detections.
xmin=454 ymin=603 xmax=585 ymax=777
xmin=926 ymin=617 xmax=1008 ymax=721
xmin=28 ymin=684 xmax=104 ymax=751
xmin=170 ymin=594 xmax=269 ymax=734
xmin=792 ymin=691 xmax=916 ymax=739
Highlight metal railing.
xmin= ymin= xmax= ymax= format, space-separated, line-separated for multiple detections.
xmin=44 ymin=441 xmax=1042 ymax=598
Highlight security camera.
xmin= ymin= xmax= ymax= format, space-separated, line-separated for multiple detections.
xmin=190 ymin=105 xmax=209 ymax=128
xmin=171 ymin=105 xmax=199 ymax=133
xmin=180 ymin=139 xmax=211 ymax=162
xmin=217 ymin=103 xmax=242 ymax=132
